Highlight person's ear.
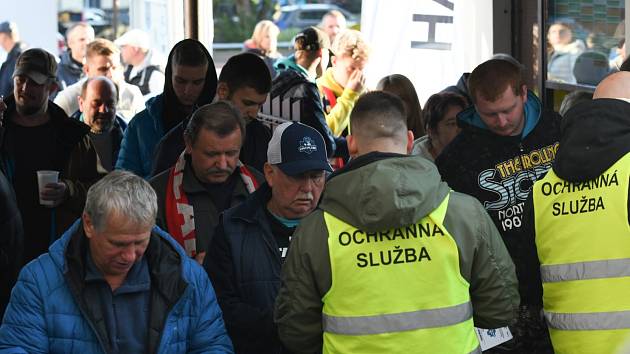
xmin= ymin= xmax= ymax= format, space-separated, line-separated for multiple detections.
xmin=184 ymin=134 xmax=193 ymax=154
xmin=406 ymin=130 xmax=414 ymax=154
xmin=347 ymin=134 xmax=358 ymax=157
xmin=78 ymin=95 xmax=85 ymax=113
xmin=263 ymin=163 xmax=274 ymax=187
xmin=82 ymin=213 xmax=95 ymax=239
xmin=217 ymin=82 xmax=230 ymax=100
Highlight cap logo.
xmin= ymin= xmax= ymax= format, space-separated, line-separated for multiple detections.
xmin=298 ymin=136 xmax=318 ymax=154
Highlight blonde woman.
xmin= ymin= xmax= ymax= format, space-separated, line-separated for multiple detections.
xmin=244 ymin=20 xmax=283 ymax=78
xmin=316 ymin=29 xmax=370 ymax=137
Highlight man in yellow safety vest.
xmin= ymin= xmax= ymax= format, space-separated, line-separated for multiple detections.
xmin=275 ymin=91 xmax=519 ymax=354
xmin=523 ymin=71 xmax=630 ymax=354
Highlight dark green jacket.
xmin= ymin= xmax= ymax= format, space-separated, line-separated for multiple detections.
xmin=274 ymin=153 xmax=520 ymax=353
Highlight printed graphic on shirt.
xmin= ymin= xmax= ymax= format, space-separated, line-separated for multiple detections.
xmin=279 ymin=236 xmax=292 ymax=260
xmin=478 ymin=143 xmax=559 ymax=232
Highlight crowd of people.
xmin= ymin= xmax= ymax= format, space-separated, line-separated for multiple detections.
xmin=0 ymin=9 xmax=628 ymax=354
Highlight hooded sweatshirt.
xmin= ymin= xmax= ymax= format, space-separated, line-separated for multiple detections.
xmin=116 ymin=39 xmax=217 ymax=179
xmin=275 ymin=153 xmax=519 ymax=353
xmin=436 ymin=91 xmax=561 ymax=276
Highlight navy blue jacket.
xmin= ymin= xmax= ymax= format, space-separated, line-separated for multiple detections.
xmin=57 ymin=50 xmax=83 ymax=90
xmin=205 ymin=183 xmax=286 ymax=354
xmin=0 ymin=42 xmax=25 ymax=97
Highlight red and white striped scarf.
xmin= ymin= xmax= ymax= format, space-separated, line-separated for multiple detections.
xmin=165 ymin=151 xmax=259 ymax=257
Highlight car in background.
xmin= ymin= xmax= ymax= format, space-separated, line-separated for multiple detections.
xmin=275 ymin=4 xmax=358 ymax=31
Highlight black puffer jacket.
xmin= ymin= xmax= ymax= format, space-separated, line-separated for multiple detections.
xmin=271 ymin=65 xmax=346 ymax=158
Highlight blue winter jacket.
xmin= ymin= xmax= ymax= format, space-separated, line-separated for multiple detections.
xmin=0 ymin=220 xmax=234 ymax=354
xmin=116 ymin=94 xmax=165 ymax=178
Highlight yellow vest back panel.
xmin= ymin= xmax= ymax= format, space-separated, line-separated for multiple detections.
xmin=533 ymin=152 xmax=630 ymax=354
xmin=322 ymin=194 xmax=479 ymax=354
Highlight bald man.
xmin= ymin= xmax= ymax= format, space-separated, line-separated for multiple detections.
xmin=521 ymin=72 xmax=630 ymax=354
xmin=75 ymin=76 xmax=126 ymax=172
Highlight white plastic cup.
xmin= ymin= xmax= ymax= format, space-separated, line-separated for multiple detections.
xmin=37 ymin=170 xmax=59 ymax=206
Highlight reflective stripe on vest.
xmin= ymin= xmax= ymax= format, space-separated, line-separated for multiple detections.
xmin=541 ymin=258 xmax=630 ymax=283
xmin=545 ymin=310 xmax=630 ymax=331
xmin=532 ymin=152 xmax=630 ymax=354
xmin=322 ymin=193 xmax=480 ymax=354
xmin=323 ymin=301 xmax=473 ymax=335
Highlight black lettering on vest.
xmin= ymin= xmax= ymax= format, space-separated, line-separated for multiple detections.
xmin=406 ymin=225 xmax=418 ymax=239
xmin=352 ymin=230 xmax=364 ymax=244
xmin=339 ymin=232 xmax=351 ymax=246
xmin=419 ymin=223 xmax=431 ymax=237
xmin=433 ymin=225 xmax=445 ymax=236
xmin=366 ymin=231 xmax=378 ymax=243
xmin=392 ymin=228 xmax=405 ymax=240
xmin=552 ymin=202 xmax=560 ymax=216
xmin=356 ymin=253 xmax=368 ymax=268
xmin=418 ymin=247 xmax=431 ymax=261
xmin=369 ymin=252 xmax=380 ymax=267
xmin=541 ymin=182 xmax=552 ymax=196
xmin=393 ymin=246 xmax=404 ymax=264
xmin=380 ymin=230 xmax=391 ymax=242
xmin=381 ymin=250 xmax=392 ymax=265
xmin=405 ymin=248 xmax=417 ymax=262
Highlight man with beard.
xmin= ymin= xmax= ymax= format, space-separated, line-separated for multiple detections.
xmin=69 ymin=76 xmax=126 ymax=173
xmin=150 ymin=101 xmax=262 ymax=264
xmin=0 ymin=48 xmax=96 ymax=265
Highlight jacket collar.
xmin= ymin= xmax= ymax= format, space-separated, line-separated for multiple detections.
xmin=457 ymin=90 xmax=542 ymax=140
xmin=229 ymin=182 xmax=272 ymax=224
xmin=60 ymin=220 xmax=188 ymax=354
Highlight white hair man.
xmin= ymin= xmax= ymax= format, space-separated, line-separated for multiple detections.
xmin=0 ymin=170 xmax=233 ymax=353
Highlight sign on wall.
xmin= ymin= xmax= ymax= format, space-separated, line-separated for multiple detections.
xmin=361 ymin=0 xmax=493 ymax=105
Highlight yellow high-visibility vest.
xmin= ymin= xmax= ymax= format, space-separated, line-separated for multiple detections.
xmin=533 ymin=152 xmax=630 ymax=354
xmin=322 ymin=193 xmax=480 ymax=354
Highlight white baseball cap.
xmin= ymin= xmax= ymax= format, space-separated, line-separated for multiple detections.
xmin=114 ymin=29 xmax=150 ymax=49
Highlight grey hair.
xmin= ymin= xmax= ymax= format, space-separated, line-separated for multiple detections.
xmin=84 ymin=170 xmax=157 ymax=231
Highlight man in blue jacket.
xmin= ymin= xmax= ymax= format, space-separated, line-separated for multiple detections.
xmin=0 ymin=170 xmax=233 ymax=354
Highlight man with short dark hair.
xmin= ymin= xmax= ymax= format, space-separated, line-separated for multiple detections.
xmin=0 ymin=170 xmax=233 ymax=353
xmin=275 ymin=91 xmax=519 ymax=354
xmin=57 ymin=22 xmax=95 ymax=90
xmin=0 ymin=48 xmax=96 ymax=264
xmin=116 ymin=39 xmax=217 ymax=179
xmin=206 ymin=121 xmax=332 ymax=354
xmin=436 ymin=58 xmax=560 ymax=353
xmin=150 ymin=101 xmax=262 ymax=264
xmin=0 ymin=21 xmax=26 ymax=97
xmin=151 ymin=52 xmax=272 ymax=176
